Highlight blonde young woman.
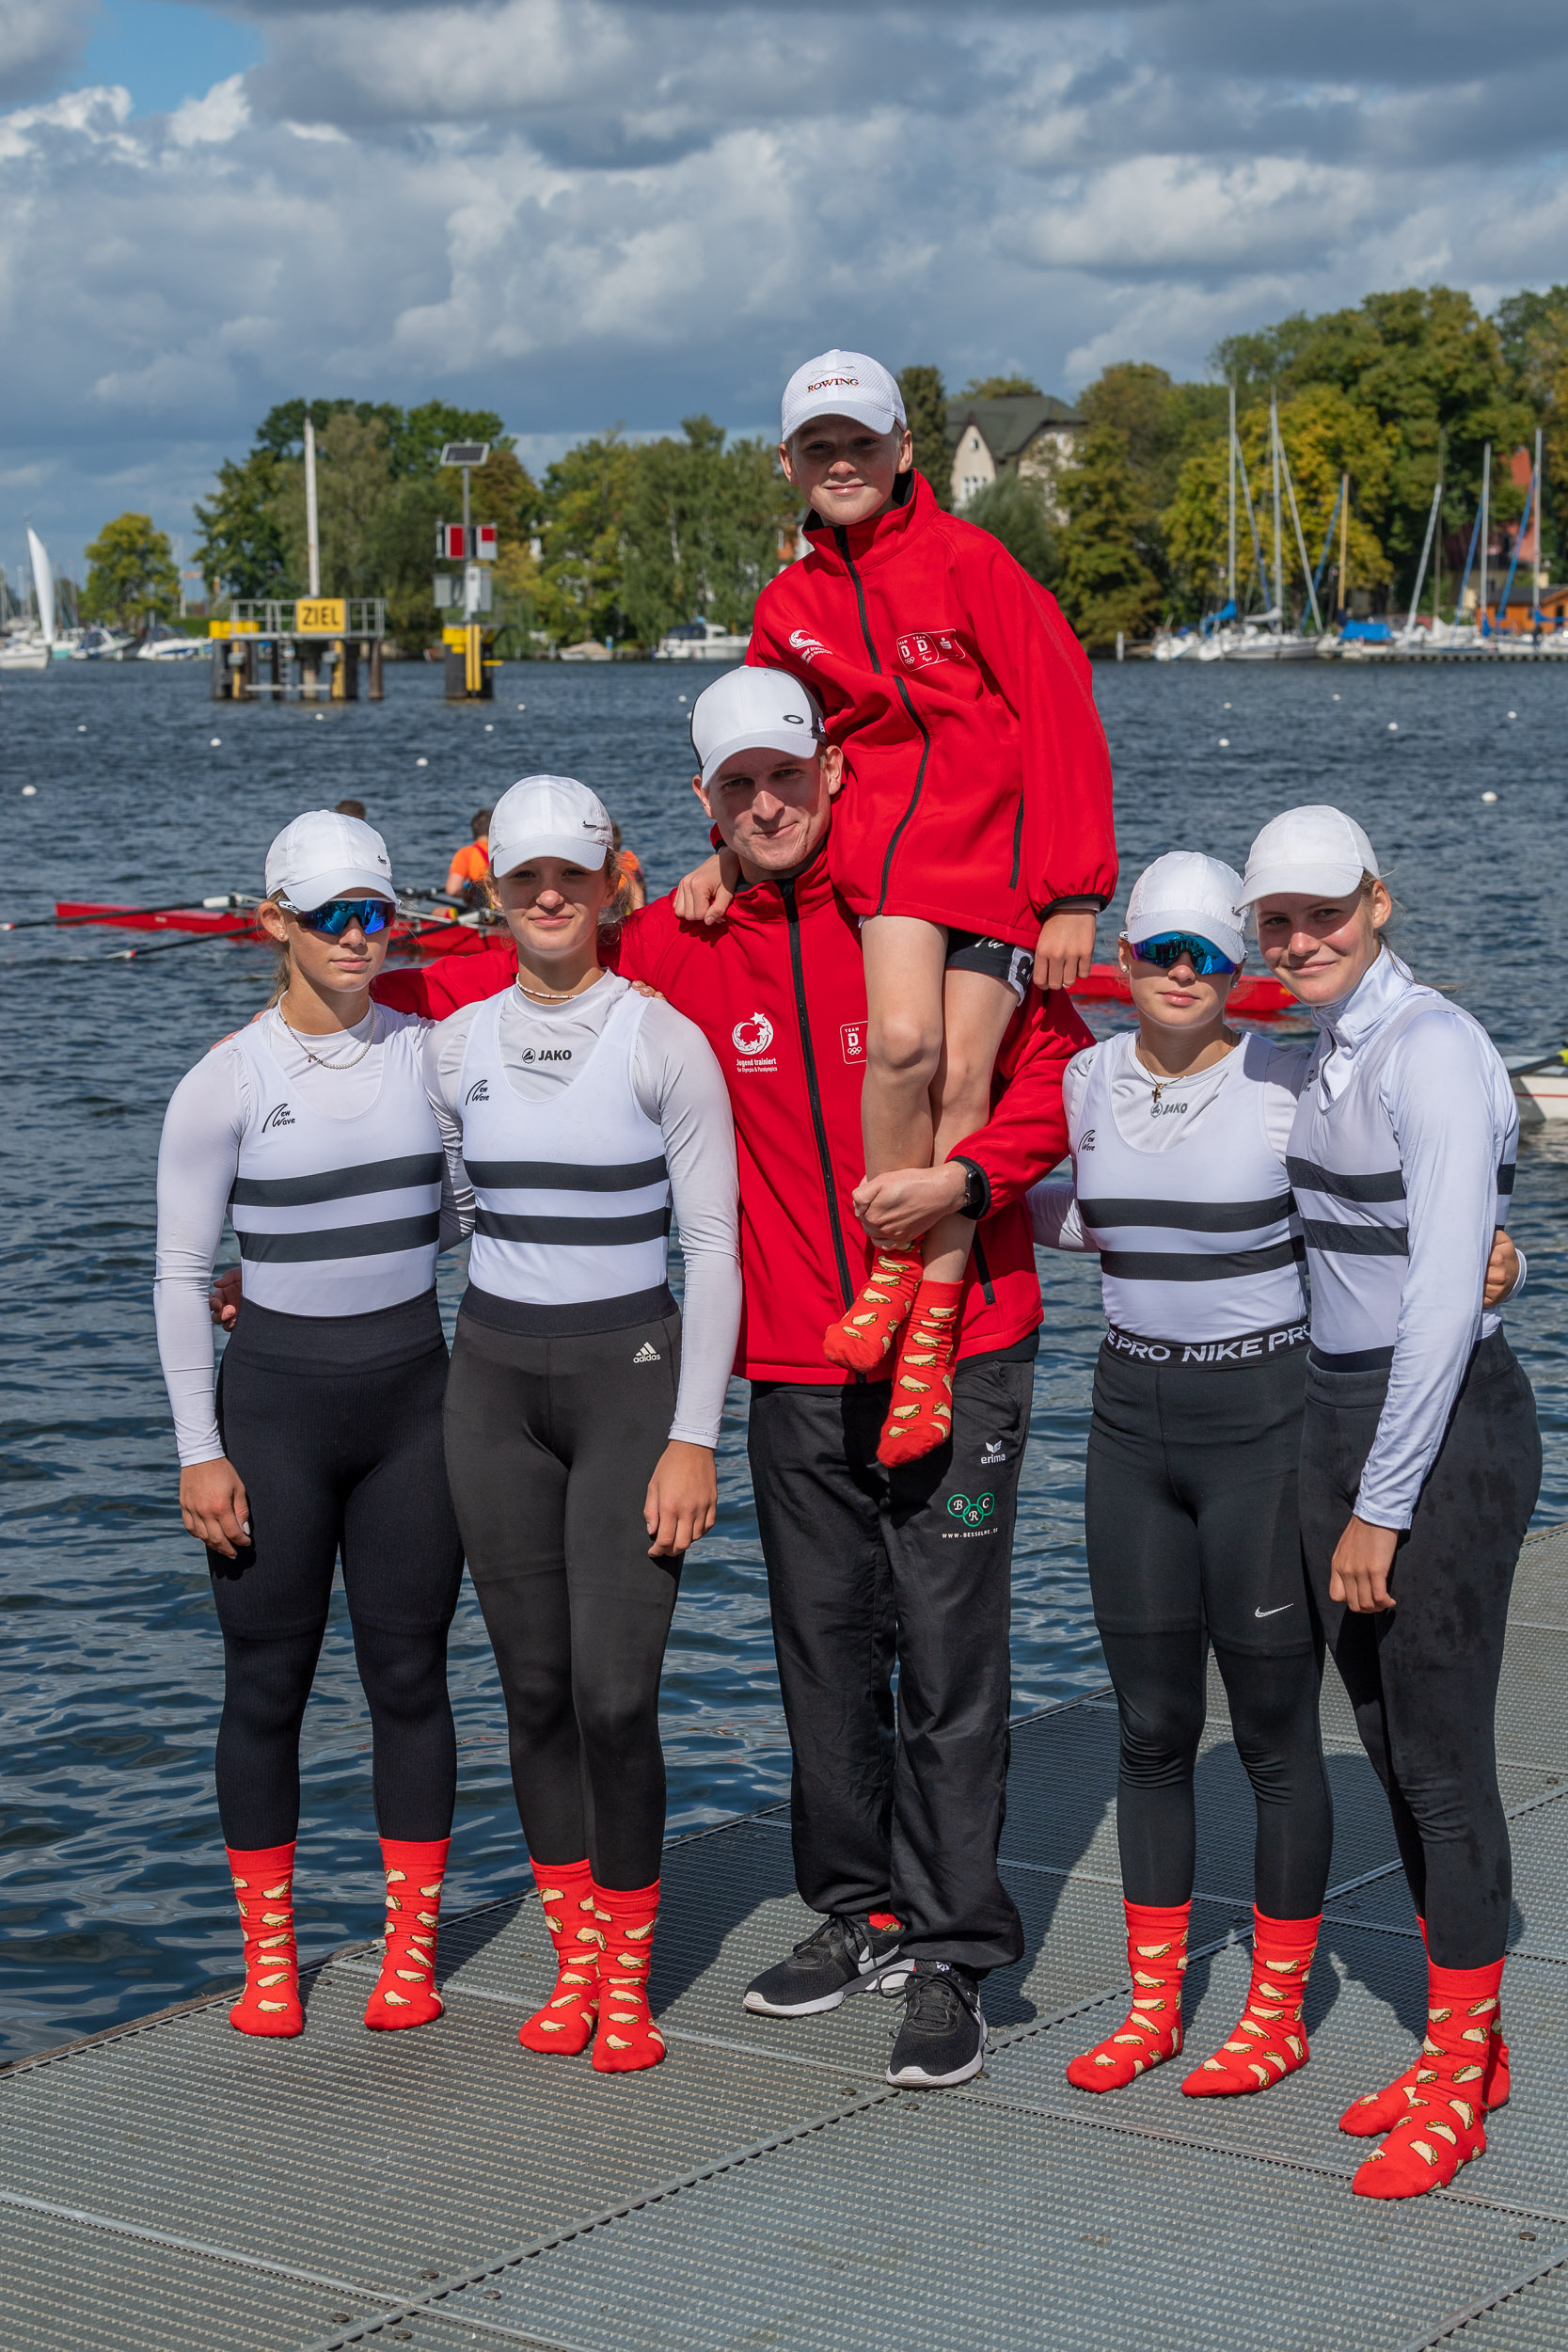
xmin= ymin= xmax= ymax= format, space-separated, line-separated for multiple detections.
xmin=155 ymin=811 xmax=465 ymax=2038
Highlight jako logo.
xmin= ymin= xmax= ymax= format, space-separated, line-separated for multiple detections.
xmin=465 ymin=1079 xmax=489 ymax=1104
xmin=261 ymin=1104 xmax=295 ymax=1133
xmin=788 ymin=628 xmax=828 ymax=664
xmin=946 ymin=1491 xmax=996 ymax=1529
xmin=733 ymin=1013 xmax=774 ymax=1057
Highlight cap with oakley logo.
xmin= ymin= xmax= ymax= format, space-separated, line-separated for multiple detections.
xmin=487 ymin=774 xmax=613 ymax=876
xmin=690 ymin=667 xmax=826 ymax=788
xmin=265 ymin=810 xmax=395 ymax=910
xmin=781 ymin=349 xmax=907 ymax=444
xmin=1238 ymin=805 xmax=1380 ymax=908
xmin=1124 ymin=851 xmax=1245 ymax=967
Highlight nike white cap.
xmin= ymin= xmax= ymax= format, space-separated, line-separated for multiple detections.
xmin=1238 ymin=804 xmax=1379 ymax=906
xmin=265 ymin=810 xmax=394 ymax=910
xmin=1124 ymin=850 xmax=1245 ymax=967
xmin=781 ymin=349 xmax=907 ymax=444
xmin=488 ymin=773 xmax=613 ymax=875
xmin=690 ymin=666 xmax=826 ymax=787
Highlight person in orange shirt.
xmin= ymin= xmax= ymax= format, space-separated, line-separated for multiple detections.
xmin=446 ymin=809 xmax=492 ymax=903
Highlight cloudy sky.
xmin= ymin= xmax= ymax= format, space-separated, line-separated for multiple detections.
xmin=4 ymin=0 xmax=1567 ymax=581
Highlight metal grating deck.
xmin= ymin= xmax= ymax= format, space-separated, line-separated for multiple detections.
xmin=7 ymin=1523 xmax=1568 ymax=2351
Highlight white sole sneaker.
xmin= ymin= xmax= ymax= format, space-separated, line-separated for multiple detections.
xmin=885 ymin=2005 xmax=987 ymax=2088
xmin=743 ymin=1949 xmax=909 ymax=2017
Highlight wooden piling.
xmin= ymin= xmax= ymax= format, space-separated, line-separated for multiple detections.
xmin=367 ymin=639 xmax=383 ymax=701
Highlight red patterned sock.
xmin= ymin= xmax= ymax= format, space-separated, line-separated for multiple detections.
xmin=226 ymin=1842 xmax=303 ymax=2038
xmin=364 ymin=1836 xmax=449 ymax=2029
xmin=875 ymin=1280 xmax=962 ymax=1468
xmin=1353 ymin=1956 xmax=1503 ymax=2200
xmin=592 ymin=1878 xmax=666 ymax=2074
xmin=1182 ymin=1910 xmax=1318 ymax=2095
xmin=518 ymin=1857 xmax=601 ymax=2056
xmin=1339 ymin=1917 xmax=1510 ymax=2135
xmin=1065 ymin=1900 xmax=1189 ymax=2092
xmin=823 ymin=1248 xmax=923 ymax=1373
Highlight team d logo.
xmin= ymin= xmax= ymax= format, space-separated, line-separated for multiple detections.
xmin=896 ymin=629 xmax=967 ymax=672
xmin=732 ymin=1012 xmax=774 ymax=1057
xmin=840 ymin=1020 xmax=865 ymax=1064
xmin=947 ymin=1491 xmax=995 ymax=1529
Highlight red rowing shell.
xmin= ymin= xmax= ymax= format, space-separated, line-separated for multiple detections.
xmin=1067 ymin=963 xmax=1295 ymax=1017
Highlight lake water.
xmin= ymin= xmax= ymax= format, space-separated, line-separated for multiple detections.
xmin=2 ymin=655 xmax=1563 ymax=2061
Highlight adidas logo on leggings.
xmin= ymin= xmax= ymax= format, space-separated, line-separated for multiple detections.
xmin=632 ymin=1342 xmax=660 ymax=1364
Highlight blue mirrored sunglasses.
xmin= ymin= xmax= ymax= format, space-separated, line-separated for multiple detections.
xmin=290 ymin=898 xmax=394 ymax=937
xmin=1132 ymin=930 xmax=1239 ymax=977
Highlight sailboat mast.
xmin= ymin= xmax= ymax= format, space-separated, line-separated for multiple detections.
xmin=1534 ymin=426 xmax=1544 ymax=622
xmin=1271 ymin=396 xmax=1283 ymax=628
xmin=1227 ymin=383 xmax=1237 ymax=610
xmin=304 ymin=406 xmax=322 ymax=600
xmin=1479 ymin=443 xmax=1491 ymax=629
xmin=1339 ymin=474 xmax=1349 ymax=622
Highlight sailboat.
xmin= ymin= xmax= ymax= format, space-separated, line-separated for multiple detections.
xmin=1223 ymin=400 xmax=1326 ymax=660
xmin=0 ymin=528 xmax=57 ymax=672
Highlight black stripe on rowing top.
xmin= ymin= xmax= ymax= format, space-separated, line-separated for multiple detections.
xmin=1099 ymin=1237 xmax=1306 ymax=1282
xmin=474 ymin=1206 xmax=673 ymax=1247
xmin=463 ymin=1155 xmax=669 ymax=1194
xmin=1300 ymin=1217 xmax=1408 ymax=1258
xmin=1080 ymin=1192 xmax=1292 ymax=1234
xmin=236 ymin=1213 xmax=441 ymax=1263
xmin=1285 ymin=1155 xmax=1405 ymax=1204
xmin=230 ymin=1152 xmax=442 ymax=1208
xmin=1497 ymin=1161 xmax=1517 ymax=1195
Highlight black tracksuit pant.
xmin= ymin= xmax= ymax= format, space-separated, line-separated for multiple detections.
xmin=747 ymin=1346 xmax=1033 ymax=1978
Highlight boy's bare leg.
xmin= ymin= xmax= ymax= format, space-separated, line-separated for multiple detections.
xmin=824 ymin=916 xmax=946 ymax=1374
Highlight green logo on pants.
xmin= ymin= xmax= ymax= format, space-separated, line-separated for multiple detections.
xmin=946 ymin=1491 xmax=995 ymax=1529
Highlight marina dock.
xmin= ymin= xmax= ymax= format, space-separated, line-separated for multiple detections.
xmin=7 ymin=1527 xmax=1568 ymax=2351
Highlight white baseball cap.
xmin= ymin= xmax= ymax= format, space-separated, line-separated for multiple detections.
xmin=1238 ymin=804 xmax=1380 ymax=907
xmin=487 ymin=774 xmax=613 ymax=875
xmin=265 ymin=810 xmax=394 ymax=910
xmin=1124 ymin=851 xmax=1245 ymax=967
xmin=690 ymin=667 xmax=826 ymax=787
xmin=781 ymin=349 xmax=907 ymax=444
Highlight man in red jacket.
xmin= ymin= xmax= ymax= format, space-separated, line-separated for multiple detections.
xmin=377 ymin=694 xmax=1091 ymax=2089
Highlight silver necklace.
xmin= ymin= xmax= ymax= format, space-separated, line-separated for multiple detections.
xmin=277 ymin=1009 xmax=375 ymax=1069
xmin=514 ymin=972 xmax=591 ymax=1005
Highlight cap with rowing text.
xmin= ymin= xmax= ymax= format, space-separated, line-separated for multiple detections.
xmin=1124 ymin=851 xmax=1245 ymax=967
xmin=487 ymin=774 xmax=613 ymax=876
xmin=1237 ymin=804 xmax=1379 ymax=907
xmin=265 ymin=809 xmax=394 ymax=910
xmin=781 ymin=349 xmax=907 ymax=444
xmin=690 ymin=667 xmax=826 ymax=788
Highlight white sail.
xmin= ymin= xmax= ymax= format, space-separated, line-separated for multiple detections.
xmin=27 ymin=528 xmax=55 ymax=644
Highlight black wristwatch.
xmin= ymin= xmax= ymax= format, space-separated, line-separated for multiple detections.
xmin=955 ymin=1157 xmax=988 ymax=1220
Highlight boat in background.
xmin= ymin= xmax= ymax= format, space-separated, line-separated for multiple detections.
xmin=1068 ymin=962 xmax=1296 ymax=1019
xmin=135 ymin=624 xmax=206 ymax=662
xmin=71 ymin=625 xmax=135 ymax=661
xmin=0 ymin=526 xmax=58 ymax=670
xmin=654 ymin=617 xmax=750 ymax=661
xmin=1507 ymin=1049 xmax=1568 ymax=1123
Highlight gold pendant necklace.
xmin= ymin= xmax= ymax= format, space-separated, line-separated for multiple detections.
xmin=277 ymin=1010 xmax=374 ymax=1069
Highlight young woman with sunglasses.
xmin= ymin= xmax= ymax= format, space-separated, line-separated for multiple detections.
xmin=154 ymin=810 xmax=466 ymax=2039
xmin=1242 ymin=805 xmax=1539 ymax=2203
xmin=1028 ymin=851 xmax=1520 ymax=2109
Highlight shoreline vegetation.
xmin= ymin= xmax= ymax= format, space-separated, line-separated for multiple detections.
xmin=67 ymin=282 xmax=1568 ymax=658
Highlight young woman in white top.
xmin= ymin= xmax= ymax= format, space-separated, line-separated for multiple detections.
xmin=1243 ymin=803 xmax=1539 ymax=2203
xmin=155 ymin=811 xmax=465 ymax=2041
xmin=430 ymin=774 xmax=742 ymax=2074
xmin=1029 ymin=850 xmax=1520 ymax=2113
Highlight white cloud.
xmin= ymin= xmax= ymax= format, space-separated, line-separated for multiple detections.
xmin=169 ymin=73 xmax=250 ymax=147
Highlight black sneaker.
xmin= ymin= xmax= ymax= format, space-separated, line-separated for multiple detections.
xmin=885 ymin=1960 xmax=987 ymax=2087
xmin=743 ymin=1913 xmax=907 ymax=2017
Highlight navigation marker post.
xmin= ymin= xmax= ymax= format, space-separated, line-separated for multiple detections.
xmin=436 ymin=442 xmax=499 ymax=702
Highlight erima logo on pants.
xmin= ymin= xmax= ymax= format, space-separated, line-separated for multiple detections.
xmin=633 ymin=1342 xmax=660 ymax=1364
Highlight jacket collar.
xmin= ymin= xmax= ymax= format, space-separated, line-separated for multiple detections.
xmin=1312 ymin=946 xmax=1413 ymax=1054
xmin=802 ymin=465 xmax=930 ymax=573
xmin=726 ymin=832 xmax=838 ymax=924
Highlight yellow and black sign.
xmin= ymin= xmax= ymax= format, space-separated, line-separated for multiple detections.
xmin=294 ymin=597 xmax=347 ymax=635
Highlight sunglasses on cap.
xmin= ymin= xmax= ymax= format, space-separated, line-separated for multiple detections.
xmin=287 ymin=898 xmax=394 ymax=937
xmin=1132 ymin=930 xmax=1240 ymax=977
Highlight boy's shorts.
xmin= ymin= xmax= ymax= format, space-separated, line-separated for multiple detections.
xmin=945 ymin=930 xmax=1035 ymax=1004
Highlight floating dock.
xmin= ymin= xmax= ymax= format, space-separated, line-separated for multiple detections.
xmin=7 ymin=1528 xmax=1568 ymax=2351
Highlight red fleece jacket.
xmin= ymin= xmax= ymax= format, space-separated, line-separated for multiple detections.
xmin=375 ymin=852 xmax=1089 ymax=1386
xmin=747 ymin=469 xmax=1117 ymax=950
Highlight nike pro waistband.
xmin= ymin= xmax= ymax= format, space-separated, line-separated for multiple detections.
xmin=1103 ymin=1318 xmax=1310 ymax=1367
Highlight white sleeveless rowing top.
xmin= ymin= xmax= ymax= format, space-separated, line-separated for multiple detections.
xmin=1069 ymin=1028 xmax=1307 ymax=1342
xmin=226 ymin=1014 xmax=443 ymax=1314
xmin=458 ymin=988 xmax=673 ymax=1311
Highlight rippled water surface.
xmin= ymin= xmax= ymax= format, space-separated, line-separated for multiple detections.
xmin=2 ymin=657 xmax=1564 ymax=2059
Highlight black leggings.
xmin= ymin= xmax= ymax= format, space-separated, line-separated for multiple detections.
xmin=442 ymin=1296 xmax=685 ymax=1891
xmin=1301 ymin=1330 xmax=1541 ymax=1969
xmin=1085 ymin=1341 xmax=1333 ymax=1918
xmin=209 ymin=1291 xmax=465 ymax=1851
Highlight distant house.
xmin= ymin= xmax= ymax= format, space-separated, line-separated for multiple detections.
xmin=946 ymin=394 xmax=1085 ymax=516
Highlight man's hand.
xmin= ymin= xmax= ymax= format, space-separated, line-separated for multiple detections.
xmin=1034 ymin=910 xmax=1097 ymax=992
xmin=643 ymin=1439 xmax=718 ymax=1557
xmin=673 ymin=850 xmax=740 ymax=927
xmin=1329 ymin=1515 xmax=1399 ymax=1613
xmin=1483 ymin=1227 xmax=1519 ymax=1308
xmin=209 ymin=1267 xmax=243 ymax=1329
xmin=180 ymin=1457 xmax=252 ymax=1559
xmin=852 ymin=1163 xmax=966 ymax=1245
